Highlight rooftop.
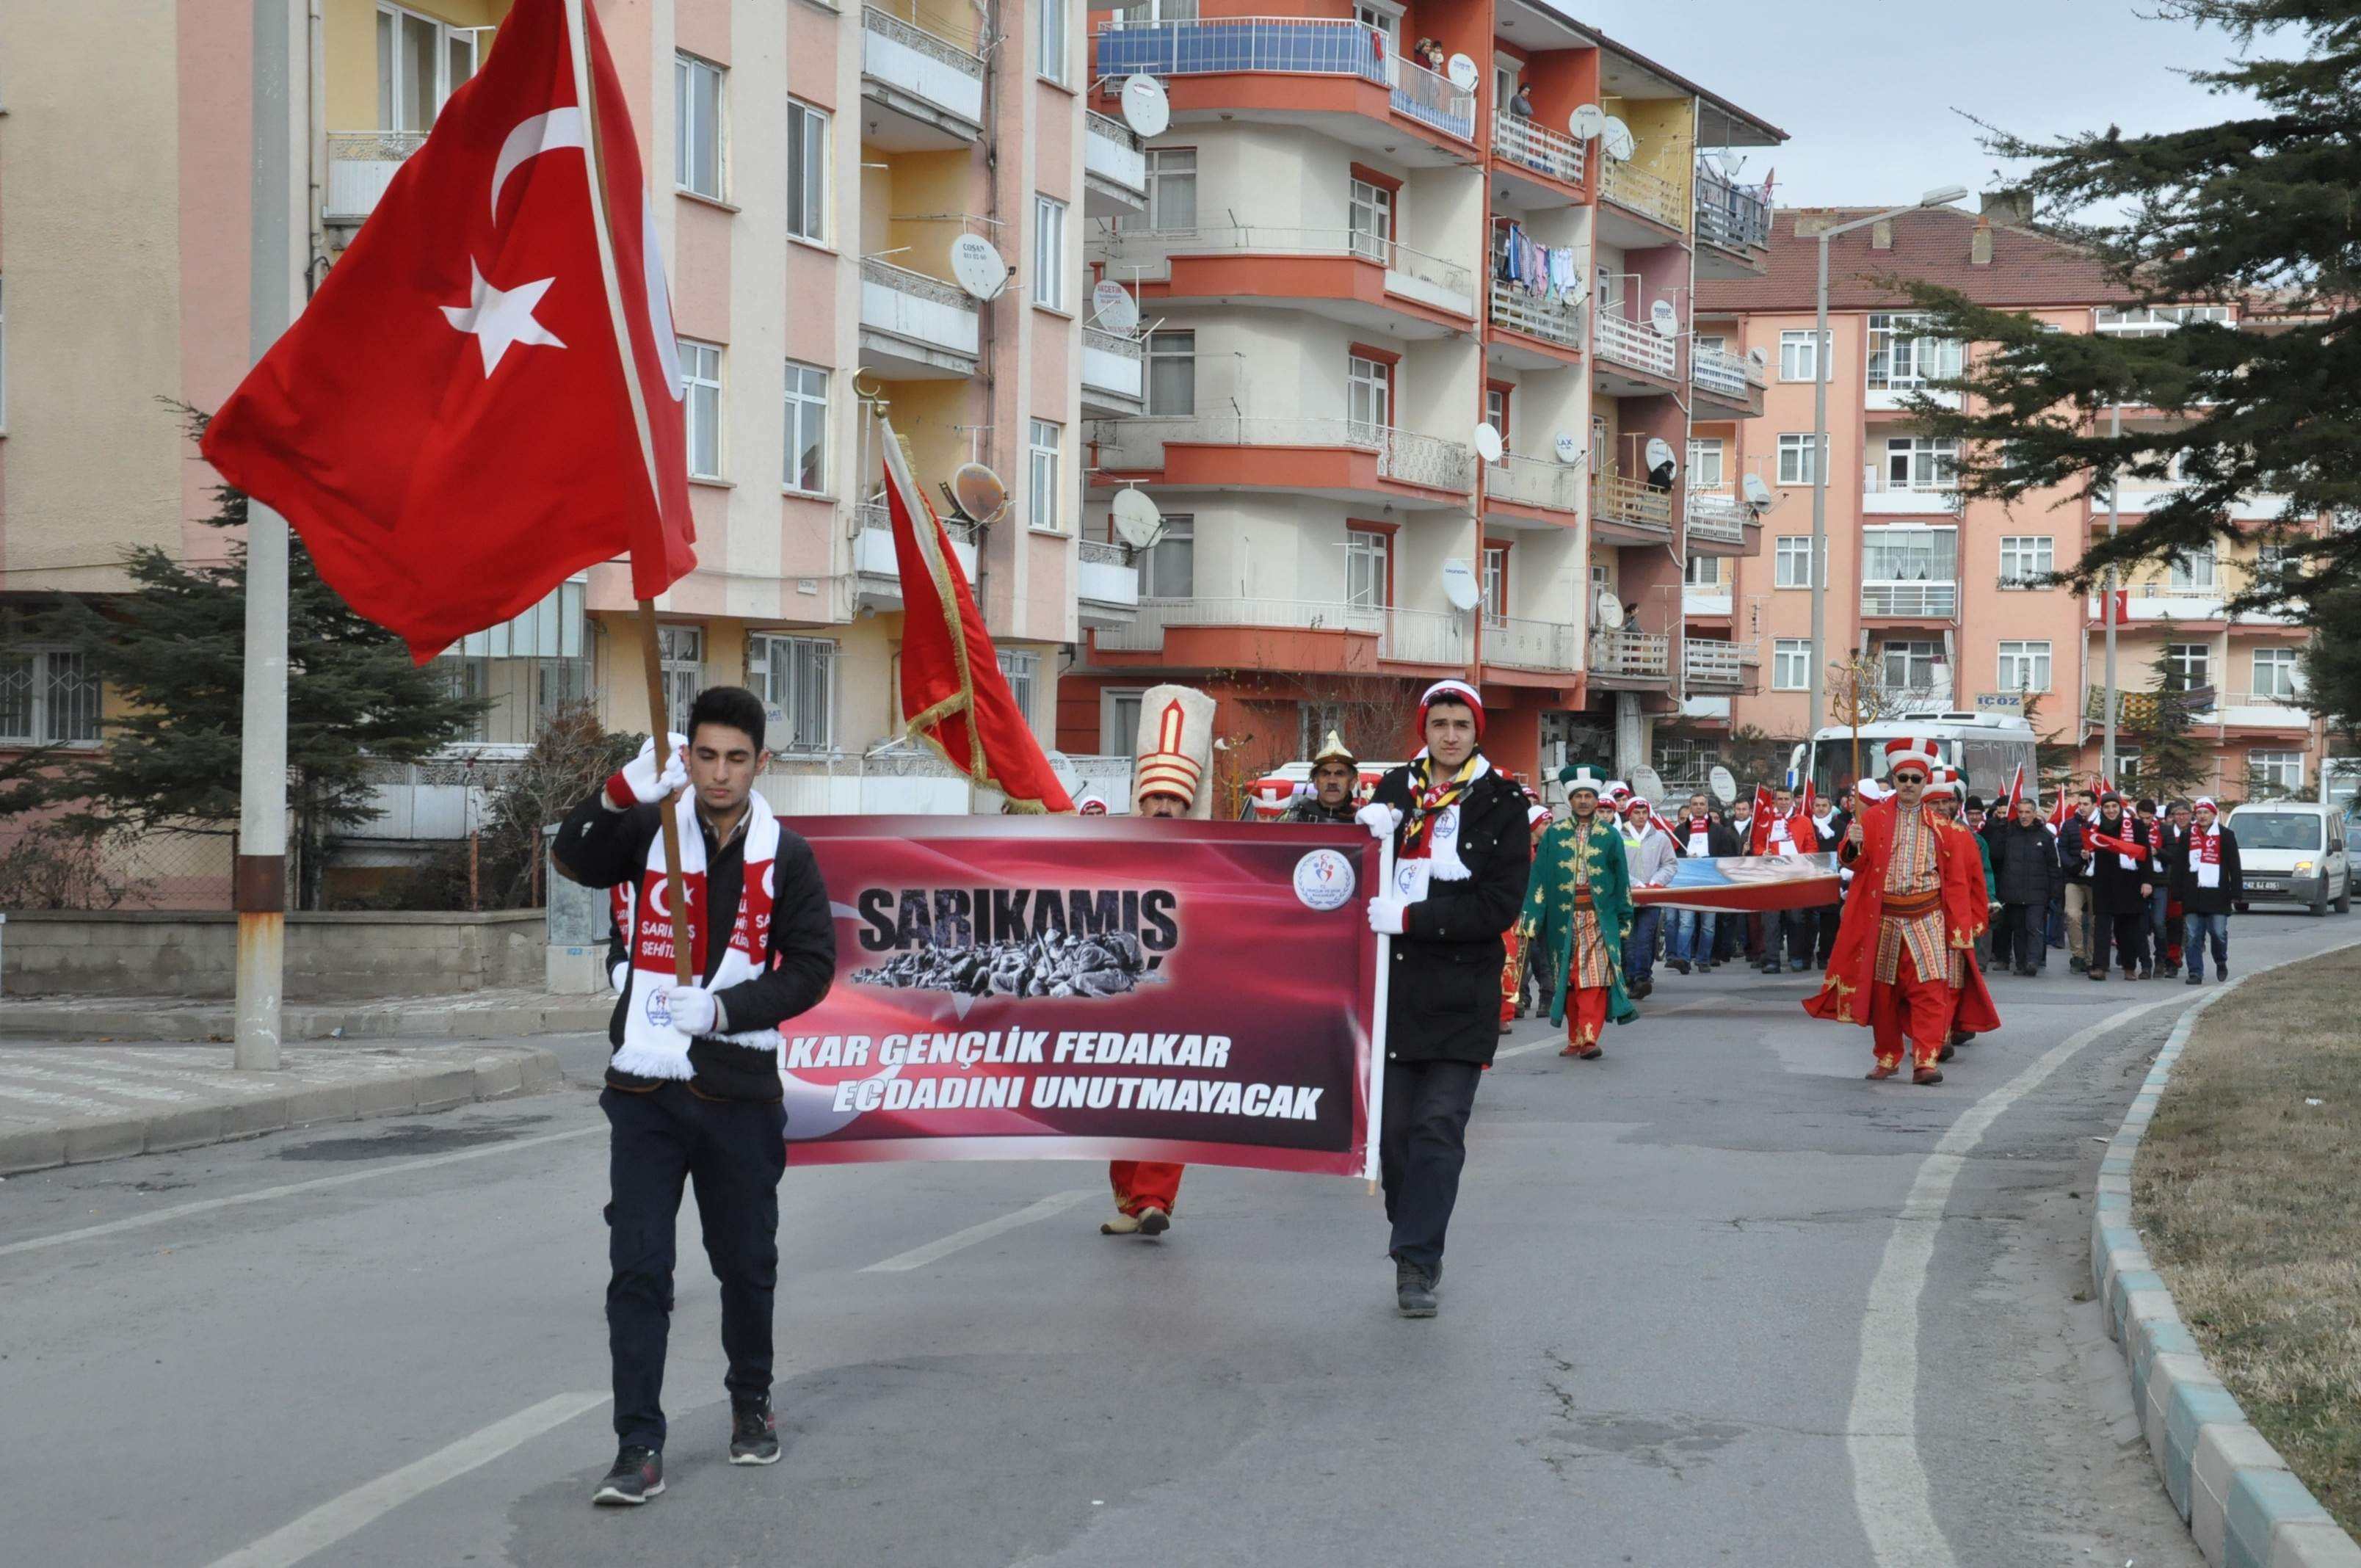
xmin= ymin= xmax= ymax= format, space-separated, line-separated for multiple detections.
xmin=1695 ymin=204 xmax=2139 ymax=313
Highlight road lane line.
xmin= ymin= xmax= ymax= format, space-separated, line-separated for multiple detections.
xmin=0 ymin=1125 xmax=603 ymax=1260
xmin=860 ymin=1189 xmax=1095 ymax=1272
xmin=205 ymin=1390 xmax=609 ymax=1568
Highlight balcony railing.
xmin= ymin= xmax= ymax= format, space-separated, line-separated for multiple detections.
xmin=1600 ymin=158 xmax=1684 ymax=231
xmin=861 ymin=7 xmax=987 ymax=131
xmin=1591 ymin=629 xmax=1671 ymax=679
xmin=860 ymin=255 xmax=982 ymax=366
xmin=1492 ymin=110 xmax=1585 ymax=185
xmin=1095 ymin=16 xmax=1472 ymax=139
xmin=1486 ymin=453 xmax=1582 ymax=515
xmin=1860 ymin=581 xmax=1959 ymax=617
xmin=1096 ymin=223 xmax=1473 ymax=305
xmin=1484 ymin=616 xmax=1578 ymax=673
xmin=1094 ymin=595 xmax=1379 ymax=653
xmin=1683 ymin=638 xmax=1755 ymax=686
xmin=857 ymin=501 xmax=980 ymax=547
xmin=1099 ymin=413 xmax=1476 ymax=492
xmin=324 ymin=130 xmax=425 ymax=222
xmin=1488 ymin=280 xmax=1585 ymax=349
xmin=1593 ymin=473 xmax=1675 ymax=533
xmin=1684 ymin=490 xmax=1747 ymax=543
xmin=1389 ymin=54 xmax=1476 ymax=140
xmin=1694 ymin=165 xmax=1771 ymax=251
xmin=1380 ymin=606 xmax=1470 ymax=664
xmin=1081 ymin=327 xmax=1144 ymax=405
xmin=1595 ymin=311 xmax=1678 ymax=379
xmin=1691 ymin=344 xmax=1760 ymax=399
xmin=1084 ymin=111 xmax=1147 ymax=199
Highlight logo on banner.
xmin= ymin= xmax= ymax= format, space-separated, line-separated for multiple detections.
xmin=1292 ymin=849 xmax=1357 ymax=910
xmin=644 ymin=989 xmax=673 ymax=1028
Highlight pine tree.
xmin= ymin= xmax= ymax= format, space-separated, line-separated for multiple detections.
xmin=2123 ymin=634 xmax=2215 ymax=801
xmin=39 ymin=404 xmax=485 ymax=907
xmin=1897 ymin=1 xmax=2361 ymax=620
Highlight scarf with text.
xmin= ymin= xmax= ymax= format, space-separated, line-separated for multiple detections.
xmin=615 ymin=791 xmax=785 ymax=1080
xmin=2191 ymin=821 xmax=2223 ymax=888
xmin=1393 ymin=751 xmax=1488 ymax=905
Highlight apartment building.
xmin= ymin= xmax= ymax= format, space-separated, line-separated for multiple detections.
xmin=1056 ymin=1 xmax=1782 ymax=791
xmin=1694 ymin=202 xmax=2329 ymax=800
xmin=1 ymin=0 xmax=1141 ymax=805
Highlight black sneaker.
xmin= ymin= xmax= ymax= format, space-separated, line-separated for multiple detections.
xmin=1394 ymin=1257 xmax=1438 ymax=1318
xmin=593 ymin=1445 xmax=664 ymax=1506
xmin=730 ymin=1403 xmax=781 ymax=1466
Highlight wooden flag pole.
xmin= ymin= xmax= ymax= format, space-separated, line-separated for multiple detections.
xmin=637 ymin=598 xmax=694 ymax=988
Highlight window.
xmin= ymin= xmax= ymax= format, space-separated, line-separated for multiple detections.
xmin=1347 ymin=354 xmax=1390 ymax=431
xmin=1686 ymin=438 xmax=1724 ymax=489
xmin=1866 ymin=312 xmax=1964 ymax=391
xmin=1353 ymin=3 xmax=1401 ymax=69
xmin=1103 ymin=689 xmax=1145 ymax=755
xmin=1777 ymin=328 xmax=1827 ymax=383
xmin=1035 ymin=0 xmax=1067 ymax=81
xmin=674 ymin=53 xmax=725 ymax=200
xmin=1028 ymin=419 xmax=1062 ymax=531
xmin=750 ymin=634 xmax=835 ymax=754
xmin=1883 ymin=436 xmax=1958 ymax=490
xmin=2254 ymin=647 xmax=2301 ymax=700
xmin=657 ymin=625 xmax=704 ymax=736
xmin=2095 ymin=305 xmax=2232 ymax=337
xmin=1777 ymin=433 xmax=1818 ymax=486
xmin=0 ymin=646 xmax=99 ymax=744
xmin=783 ymin=360 xmax=827 ymax=494
xmin=1772 ymin=639 xmax=1810 ymax=691
xmin=1774 ymin=535 xmax=1817 ymax=589
xmin=998 ymin=650 xmax=1038 ymax=727
xmin=1485 ymin=386 xmax=1509 ymax=451
xmin=1695 ymin=334 xmax=1727 ymax=355
xmin=786 ymin=100 xmax=828 ymax=242
xmin=1862 ymin=526 xmax=1956 ymax=583
xmin=1146 ymin=148 xmax=1196 ymax=232
xmin=2169 ymin=545 xmax=2218 ymax=590
xmin=681 ymin=339 xmax=722 ymax=478
xmin=1481 ymin=545 xmax=1507 ymax=627
xmin=377 ymin=4 xmax=476 ymax=134
xmin=2250 ymin=750 xmax=2304 ymax=794
xmin=1880 ymin=640 xmax=1943 ymax=691
xmin=2165 ymin=642 xmax=2213 ymax=690
xmin=1998 ymin=535 xmax=2053 ymax=587
xmin=1998 ymin=639 xmax=2052 ymax=694
xmin=1139 ymin=513 xmax=1194 ymax=598
xmin=1147 ymin=330 xmax=1195 ymax=416
xmin=1033 ymin=195 xmax=1067 ymax=310
xmin=1685 ymin=554 xmax=1725 ymax=587
xmin=2256 ymin=545 xmax=2296 ymax=587
xmin=1590 ymin=415 xmax=1608 ymax=475
xmin=1347 ymin=178 xmax=1393 ymax=265
xmin=1346 ymin=529 xmax=1390 ymax=609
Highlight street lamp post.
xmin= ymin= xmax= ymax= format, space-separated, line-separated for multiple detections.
xmin=1807 ymin=186 xmax=1971 ymax=770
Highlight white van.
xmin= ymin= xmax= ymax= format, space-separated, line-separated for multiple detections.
xmin=2226 ymin=802 xmax=2351 ymax=916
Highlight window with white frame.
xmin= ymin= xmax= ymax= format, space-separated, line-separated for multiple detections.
xmin=0 ymin=645 xmax=100 ymax=744
xmin=2250 ymin=749 xmax=2304 ymax=794
xmin=1103 ymin=689 xmax=1145 ymax=755
xmin=1347 ymin=178 xmax=1392 ymax=265
xmin=1590 ymin=415 xmax=1608 ymax=474
xmin=749 ymin=634 xmax=835 ymax=753
xmin=783 ymin=360 xmax=827 ymax=494
xmin=1485 ymin=386 xmax=1509 ymax=450
xmin=1028 ymin=419 xmax=1062 ymax=531
xmin=674 ymin=53 xmax=725 ymax=200
xmin=1481 ymin=545 xmax=1507 ymax=627
xmin=1772 ymin=639 xmax=1810 ymax=690
xmin=1146 ymin=148 xmax=1196 ymax=232
xmin=1686 ymin=438 xmax=1724 ymax=489
xmin=1862 ymin=526 xmax=1956 ymax=584
xmin=1147 ymin=330 xmax=1194 ymax=416
xmin=1139 ymin=513 xmax=1193 ymax=598
xmin=786 ymin=99 xmax=828 ymax=243
xmin=1346 ymin=355 xmax=1390 ymax=431
xmin=2253 ymin=646 xmax=2301 ymax=700
xmin=1998 ymin=639 xmax=2052 ymax=693
xmin=2095 ymin=305 xmax=2232 ymax=337
xmin=657 ymin=625 xmax=704 ymax=736
xmin=1880 ymin=640 xmax=1943 ymax=691
xmin=1777 ymin=328 xmax=1827 ymax=383
xmin=2165 ymin=642 xmax=2213 ymax=690
xmin=1883 ymin=436 xmax=1958 ymax=490
xmin=1774 ymin=535 xmax=1816 ymax=588
xmin=377 ymin=3 xmax=476 ymax=134
xmin=1346 ymin=530 xmax=1390 ymax=609
xmin=1033 ymin=195 xmax=1067 ymax=310
xmin=1866 ymin=312 xmax=1964 ymax=391
xmin=1684 ymin=554 xmax=1724 ymax=587
xmin=998 ymin=650 xmax=1040 ymax=727
xmin=681 ymin=339 xmax=722 ymax=478
xmin=2256 ymin=544 xmax=2296 ymax=587
xmin=1776 ymin=433 xmax=1818 ymax=485
xmin=1998 ymin=535 xmax=2053 ymax=587
xmin=1035 ymin=0 xmax=1067 ymax=81
xmin=2169 ymin=545 xmax=2218 ymax=590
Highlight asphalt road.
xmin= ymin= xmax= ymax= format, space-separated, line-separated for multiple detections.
xmin=7 ymin=911 xmax=2353 ymax=1568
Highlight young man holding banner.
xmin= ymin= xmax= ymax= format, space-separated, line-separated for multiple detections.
xmin=1359 ymin=680 xmax=1532 ymax=1317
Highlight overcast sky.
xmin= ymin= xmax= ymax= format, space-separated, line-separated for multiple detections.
xmin=1584 ymin=0 xmax=2263 ymax=212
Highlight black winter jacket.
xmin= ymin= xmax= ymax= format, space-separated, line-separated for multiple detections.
xmin=1370 ymin=761 xmax=1532 ymax=1067
xmin=1985 ymin=819 xmax=2063 ymax=907
xmin=2169 ymin=827 xmax=2244 ymax=915
xmin=2087 ymin=810 xmax=2155 ymax=912
xmin=1669 ymin=814 xmax=1741 ymax=858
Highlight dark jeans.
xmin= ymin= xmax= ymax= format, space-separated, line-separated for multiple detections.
xmin=1813 ymin=905 xmax=1840 ymax=965
xmin=2183 ymin=910 xmax=2230 ymax=976
xmin=2146 ymin=885 xmax=2175 ymax=969
xmin=602 ymin=1083 xmax=788 ymax=1452
xmin=1379 ymin=1056 xmax=1483 ymax=1271
xmin=1624 ymin=906 xmax=1663 ymax=983
xmin=1763 ymin=909 xmax=1810 ymax=968
xmin=2093 ymin=907 xmax=2146 ymax=975
xmin=1995 ymin=902 xmax=2042 ymax=970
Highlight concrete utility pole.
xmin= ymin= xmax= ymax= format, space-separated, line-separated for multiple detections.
xmin=233 ymin=0 xmax=296 ymax=1071
xmin=2102 ymin=402 xmax=2121 ymax=783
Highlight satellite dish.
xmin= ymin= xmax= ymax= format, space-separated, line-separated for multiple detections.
xmin=1715 ymin=148 xmax=1742 ymax=177
xmin=1440 ymin=558 xmax=1481 ymax=612
xmin=1708 ymin=764 xmax=1737 ymax=805
xmin=1644 ymin=436 xmax=1675 ymax=472
xmin=1091 ymin=279 xmax=1138 ymax=333
xmin=1601 ymin=115 xmax=1635 ymax=162
xmin=1741 ymin=473 xmax=1773 ymax=507
xmin=1120 ymin=74 xmax=1169 ymax=138
xmin=1593 ymin=587 xmax=1622 ymax=629
xmin=949 ymin=233 xmax=1007 ymax=301
xmin=952 ymin=462 xmax=1009 ymax=523
xmin=1631 ymin=763 xmax=1666 ymax=802
xmin=1569 ymin=104 xmax=1605 ymax=142
xmin=1446 ymin=53 xmax=1479 ymax=92
xmin=1745 ymin=344 xmax=1769 ymax=371
xmin=1110 ymin=487 xmax=1162 ymax=548
xmin=1553 ymin=430 xmax=1581 ymax=465
xmin=1473 ymin=423 xmax=1504 ymax=463
xmin=1649 ymin=299 xmax=1679 ymax=338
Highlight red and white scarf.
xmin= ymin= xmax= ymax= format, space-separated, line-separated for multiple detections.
xmin=615 ymin=791 xmax=785 ymax=1080
xmin=1392 ymin=751 xmax=1488 ymax=905
xmin=2191 ymin=819 xmax=2223 ymax=888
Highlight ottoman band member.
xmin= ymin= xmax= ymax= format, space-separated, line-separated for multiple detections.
xmin=1517 ymin=766 xmax=1637 ymax=1060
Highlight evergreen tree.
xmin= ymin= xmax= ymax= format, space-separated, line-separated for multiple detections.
xmin=2123 ymin=633 xmax=2215 ymax=801
xmin=40 ymin=404 xmax=484 ymax=907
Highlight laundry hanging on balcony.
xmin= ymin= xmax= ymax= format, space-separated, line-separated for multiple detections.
xmin=1494 ymin=222 xmax=1579 ymax=300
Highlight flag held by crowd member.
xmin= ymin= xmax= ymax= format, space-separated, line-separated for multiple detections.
xmin=2005 ymin=763 xmax=2025 ymax=817
xmin=1745 ymin=783 xmax=1776 ymax=855
xmin=880 ymin=420 xmax=1073 ymax=813
xmin=200 ymin=0 xmax=694 ymax=661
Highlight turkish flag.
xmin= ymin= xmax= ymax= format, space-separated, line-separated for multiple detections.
xmin=1746 ymin=783 xmax=1775 ymax=854
xmin=200 ymin=0 xmax=693 ymax=661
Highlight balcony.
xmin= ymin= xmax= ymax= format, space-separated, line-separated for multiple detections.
xmin=1600 ymin=159 xmax=1686 ymax=236
xmin=1077 ymin=537 xmax=1142 ymax=628
xmin=1483 ymin=615 xmax=1579 ymax=675
xmin=854 ymin=502 xmax=980 ymax=609
xmin=1683 ymin=638 xmax=1757 ymax=689
xmin=1690 ymin=344 xmax=1766 ymax=414
xmin=2203 ymin=690 xmax=2314 ymax=731
xmin=1484 ymin=454 xmax=1583 ymax=520
xmin=861 ymin=6 xmax=986 ymax=148
xmin=324 ymin=131 xmax=424 ymax=227
xmin=1081 ymin=328 xmax=1145 ymax=418
xmin=2099 ymin=485 xmax=2293 ymax=522
xmin=2086 ymin=582 xmax=2301 ymax=628
xmin=1084 ymin=112 xmax=1147 ymax=219
xmin=1694 ymin=165 xmax=1770 ymax=277
xmin=1860 ymin=581 xmax=1959 ymax=620
xmin=1592 ymin=473 xmax=1675 ymax=543
xmin=1093 ymin=596 xmax=1466 ymax=668
xmin=1487 ymin=280 xmax=1585 ymax=364
xmin=1590 ymin=628 xmax=1672 ymax=683
xmin=859 ymin=257 xmax=981 ymax=379
xmin=1490 ymin=111 xmax=1586 ymax=200
xmin=1095 ymin=223 xmax=1476 ymax=329
xmin=1683 ymin=584 xmax=1733 ymax=618
xmin=1594 ymin=311 xmax=1678 ymax=386
xmin=1684 ymin=490 xmax=1751 ymax=552
xmin=1092 ymin=413 xmax=1475 ymax=504
xmin=1861 ymin=473 xmax=1960 ymax=516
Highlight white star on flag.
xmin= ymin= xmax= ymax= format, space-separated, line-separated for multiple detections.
xmin=441 ymin=259 xmax=567 ymax=377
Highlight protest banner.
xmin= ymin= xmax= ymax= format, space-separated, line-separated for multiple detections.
xmin=1636 ymin=851 xmax=1843 ymax=912
xmin=772 ymin=817 xmax=1386 ymax=1179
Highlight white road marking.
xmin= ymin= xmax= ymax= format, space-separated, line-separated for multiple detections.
xmin=861 ymin=1188 xmax=1096 ymax=1272
xmin=0 ymin=1125 xmax=603 ymax=1260
xmin=205 ymin=1390 xmax=609 ymax=1568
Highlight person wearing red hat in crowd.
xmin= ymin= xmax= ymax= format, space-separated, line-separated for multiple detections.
xmin=1500 ymin=786 xmax=1557 ymax=1030
xmin=2083 ymin=792 xmax=2156 ymax=981
xmin=1665 ymin=791 xmax=1740 ymax=973
xmin=1805 ymin=737 xmax=1999 ymax=1084
xmin=1358 ymin=679 xmax=1532 ymax=1317
xmin=2170 ymin=796 xmax=2242 ymax=984
xmin=1754 ymin=783 xmax=1821 ymax=974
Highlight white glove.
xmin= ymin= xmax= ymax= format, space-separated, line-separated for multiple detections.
xmin=610 ymin=961 xmax=630 ymax=995
xmin=1357 ymin=802 xmax=1404 ymax=841
xmin=1367 ymin=896 xmax=1407 ymax=936
xmin=616 ymin=733 xmax=692 ymax=805
xmin=659 ymin=983 xmax=719 ymax=1037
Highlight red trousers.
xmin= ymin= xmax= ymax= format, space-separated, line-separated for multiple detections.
xmin=1564 ymin=987 xmax=1609 ymax=1051
xmin=1870 ymin=949 xmax=1955 ymax=1070
xmin=1109 ymin=1161 xmax=1183 ymax=1216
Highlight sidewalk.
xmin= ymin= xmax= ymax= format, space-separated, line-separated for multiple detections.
xmin=0 ymin=1042 xmax=565 ymax=1175
xmin=0 ymin=987 xmax=612 ymax=1042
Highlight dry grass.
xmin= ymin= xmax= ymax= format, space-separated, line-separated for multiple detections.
xmin=2136 ymin=941 xmax=2361 ymax=1536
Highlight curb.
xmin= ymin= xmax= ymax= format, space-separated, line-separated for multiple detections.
xmin=0 ymin=1046 xmax=565 ymax=1177
xmin=0 ymin=999 xmax=612 ymax=1042
xmin=2092 ymin=951 xmax=2361 ymax=1568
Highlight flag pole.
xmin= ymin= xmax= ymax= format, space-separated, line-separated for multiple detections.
xmin=566 ymin=0 xmax=691 ymax=987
